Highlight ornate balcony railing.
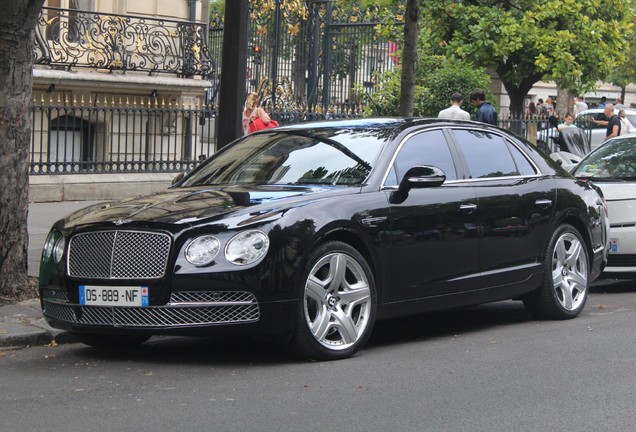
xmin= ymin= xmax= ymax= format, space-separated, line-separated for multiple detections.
xmin=35 ymin=7 xmax=214 ymax=77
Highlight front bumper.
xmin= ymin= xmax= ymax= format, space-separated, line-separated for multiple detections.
xmin=604 ymin=225 xmax=636 ymax=273
xmin=41 ymin=287 xmax=297 ymax=337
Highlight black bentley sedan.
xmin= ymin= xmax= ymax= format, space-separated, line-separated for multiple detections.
xmin=39 ymin=118 xmax=609 ymax=360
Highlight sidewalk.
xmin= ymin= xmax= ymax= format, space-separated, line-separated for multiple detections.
xmin=0 ymin=201 xmax=100 ymax=350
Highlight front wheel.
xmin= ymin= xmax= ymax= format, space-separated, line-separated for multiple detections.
xmin=283 ymin=241 xmax=377 ymax=361
xmin=523 ymin=224 xmax=589 ymax=319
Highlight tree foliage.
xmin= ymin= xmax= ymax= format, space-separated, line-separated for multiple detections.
xmin=359 ymin=51 xmax=492 ymax=118
xmin=420 ymin=0 xmax=633 ymax=115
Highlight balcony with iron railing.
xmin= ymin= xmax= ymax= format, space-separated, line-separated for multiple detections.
xmin=34 ymin=7 xmax=214 ymax=78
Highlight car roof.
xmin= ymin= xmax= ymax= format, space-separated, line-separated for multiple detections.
xmin=275 ymin=117 xmax=499 ymax=136
xmin=578 ymin=108 xmax=636 ymax=115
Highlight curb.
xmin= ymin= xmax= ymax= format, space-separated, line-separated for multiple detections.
xmin=0 ymin=300 xmax=77 ymax=350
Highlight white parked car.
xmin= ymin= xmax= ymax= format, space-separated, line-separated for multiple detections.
xmin=537 ymin=108 xmax=636 ymax=153
xmin=576 ymin=108 xmax=636 ymax=150
xmin=571 ymin=135 xmax=636 ymax=273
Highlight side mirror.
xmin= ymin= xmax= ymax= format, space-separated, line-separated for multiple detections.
xmin=400 ymin=165 xmax=446 ymax=190
xmin=172 ymin=172 xmax=185 ymax=185
xmin=390 ymin=165 xmax=446 ymax=204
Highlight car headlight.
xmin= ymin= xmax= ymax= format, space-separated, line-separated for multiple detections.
xmin=225 ymin=230 xmax=269 ymax=266
xmin=42 ymin=231 xmax=57 ymax=262
xmin=185 ymin=235 xmax=221 ymax=266
xmin=53 ymin=236 xmax=66 ymax=264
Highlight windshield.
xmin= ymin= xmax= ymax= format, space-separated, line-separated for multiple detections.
xmin=572 ymin=137 xmax=636 ymax=180
xmin=180 ymin=130 xmax=387 ymax=187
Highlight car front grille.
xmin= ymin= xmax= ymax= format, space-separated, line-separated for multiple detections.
xmin=68 ymin=230 xmax=171 ymax=279
xmin=607 ymin=254 xmax=636 ymax=267
xmin=42 ymin=290 xmax=260 ymax=327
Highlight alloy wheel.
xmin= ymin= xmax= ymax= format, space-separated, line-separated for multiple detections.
xmin=303 ymin=252 xmax=372 ymax=350
xmin=551 ymin=232 xmax=588 ymax=311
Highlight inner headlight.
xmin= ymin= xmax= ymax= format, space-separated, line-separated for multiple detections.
xmin=225 ymin=230 xmax=269 ymax=266
xmin=185 ymin=235 xmax=221 ymax=266
xmin=53 ymin=236 xmax=66 ymax=263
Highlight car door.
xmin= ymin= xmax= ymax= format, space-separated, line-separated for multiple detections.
xmin=385 ymin=128 xmax=481 ymax=301
xmin=449 ymin=128 xmax=556 ymax=290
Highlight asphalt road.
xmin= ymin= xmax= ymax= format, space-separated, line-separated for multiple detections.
xmin=1 ymin=277 xmax=635 ymax=432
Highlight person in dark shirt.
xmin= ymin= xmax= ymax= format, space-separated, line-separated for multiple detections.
xmin=592 ymin=103 xmax=621 ymax=141
xmin=469 ymin=88 xmax=498 ymax=126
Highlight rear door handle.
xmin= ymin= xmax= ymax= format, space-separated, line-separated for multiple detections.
xmin=535 ymin=199 xmax=553 ymax=208
xmin=460 ymin=203 xmax=478 ymax=213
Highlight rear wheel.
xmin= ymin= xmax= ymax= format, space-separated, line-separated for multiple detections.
xmin=524 ymin=224 xmax=589 ymax=319
xmin=75 ymin=333 xmax=151 ymax=350
xmin=284 ymin=241 xmax=376 ymax=361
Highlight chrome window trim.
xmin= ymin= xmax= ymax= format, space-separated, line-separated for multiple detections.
xmin=380 ymin=126 xmax=543 ymax=191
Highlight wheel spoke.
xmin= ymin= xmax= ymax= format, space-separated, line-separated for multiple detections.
xmin=555 ymin=239 xmax=567 ymax=265
xmin=327 ymin=254 xmax=347 ymax=292
xmin=338 ymin=283 xmax=370 ymax=308
xmin=306 ymin=276 xmax=327 ymax=303
xmin=560 ymin=283 xmax=574 ymax=310
xmin=310 ymin=306 xmax=332 ymax=341
xmin=569 ymin=271 xmax=588 ymax=291
xmin=552 ymin=270 xmax=564 ymax=289
xmin=564 ymin=240 xmax=583 ymax=268
xmin=331 ymin=308 xmax=359 ymax=344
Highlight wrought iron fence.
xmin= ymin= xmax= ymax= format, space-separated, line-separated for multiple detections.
xmin=499 ymin=115 xmax=593 ymax=154
xmin=30 ymin=96 xmax=216 ymax=175
xmin=35 ymin=7 xmax=213 ymax=77
xmin=209 ymin=0 xmax=400 ymax=121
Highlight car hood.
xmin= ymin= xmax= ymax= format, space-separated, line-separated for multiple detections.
xmin=596 ymin=182 xmax=636 ymax=225
xmin=60 ymin=185 xmax=351 ymax=229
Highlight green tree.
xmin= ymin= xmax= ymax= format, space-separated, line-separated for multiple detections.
xmin=359 ymin=50 xmax=492 ymax=117
xmin=0 ymin=0 xmax=43 ymax=298
xmin=609 ymin=26 xmax=636 ymax=103
xmin=420 ymin=0 xmax=632 ymax=116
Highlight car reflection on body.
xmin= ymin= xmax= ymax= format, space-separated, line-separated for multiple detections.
xmin=39 ymin=118 xmax=609 ymax=360
xmin=571 ymin=135 xmax=636 ymax=273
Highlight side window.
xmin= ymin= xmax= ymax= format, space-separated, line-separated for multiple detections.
xmin=453 ymin=130 xmax=531 ymax=178
xmin=386 ymin=130 xmax=457 ymax=186
xmin=508 ymin=143 xmax=536 ymax=175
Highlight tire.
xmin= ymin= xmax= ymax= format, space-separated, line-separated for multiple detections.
xmin=284 ymin=241 xmax=377 ymax=361
xmin=75 ymin=333 xmax=151 ymax=350
xmin=523 ymin=224 xmax=589 ymax=319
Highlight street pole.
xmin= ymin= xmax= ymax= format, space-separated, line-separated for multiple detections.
xmin=216 ymin=0 xmax=249 ymax=149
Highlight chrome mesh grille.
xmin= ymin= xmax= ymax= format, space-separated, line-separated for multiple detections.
xmin=42 ymin=291 xmax=260 ymax=327
xmin=170 ymin=291 xmax=256 ymax=304
xmin=68 ymin=230 xmax=171 ymax=279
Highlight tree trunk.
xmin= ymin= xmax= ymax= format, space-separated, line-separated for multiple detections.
xmin=556 ymin=86 xmax=573 ymax=117
xmin=0 ymin=0 xmax=43 ymax=297
xmin=399 ymin=0 xmax=418 ymax=117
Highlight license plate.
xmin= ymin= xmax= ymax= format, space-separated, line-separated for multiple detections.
xmin=79 ymin=286 xmax=149 ymax=307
